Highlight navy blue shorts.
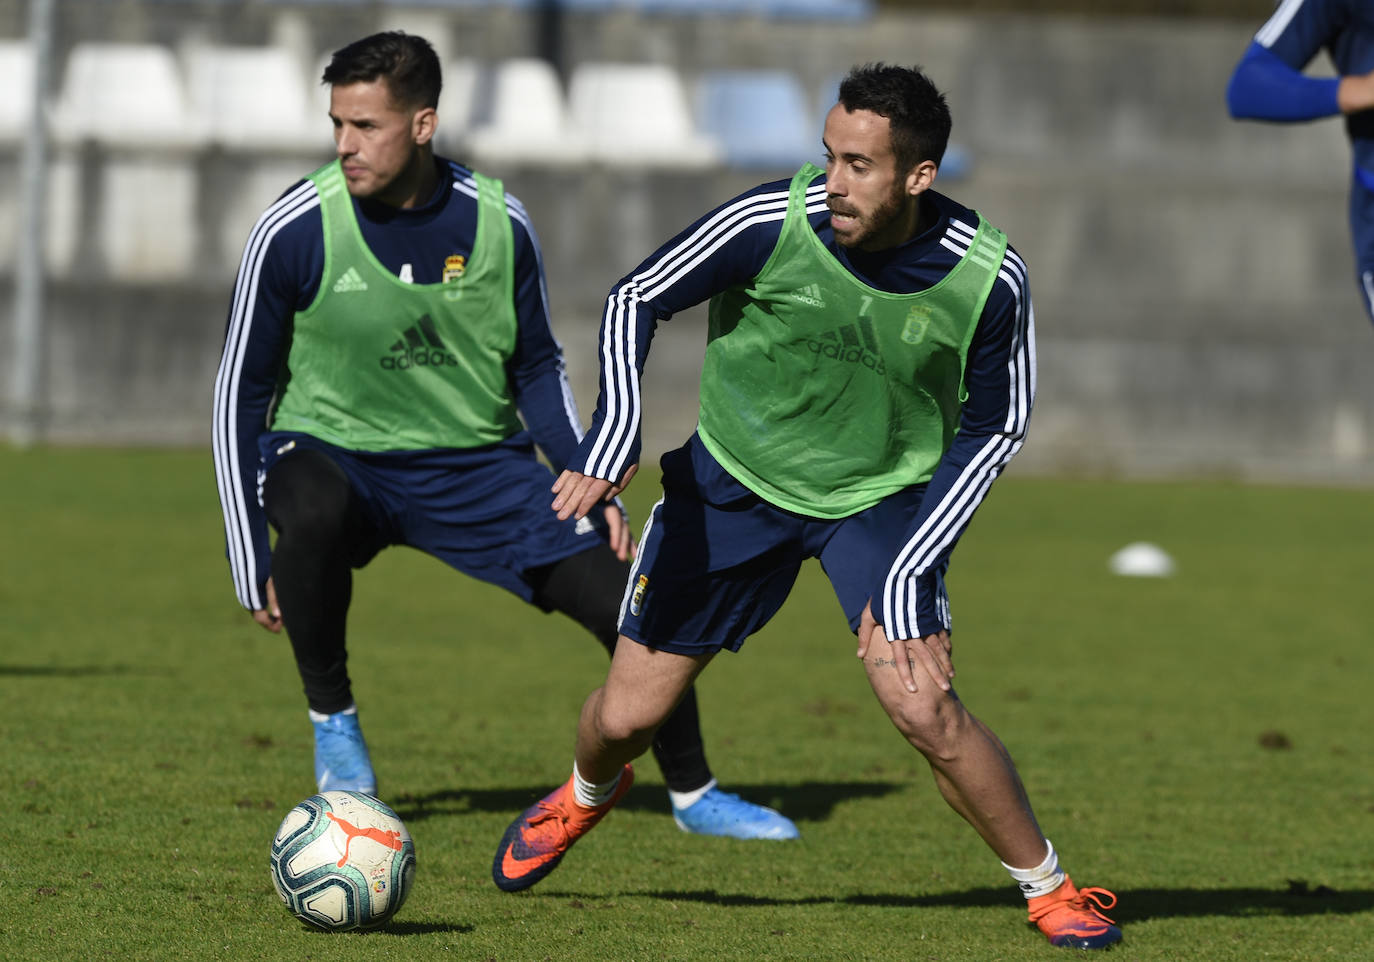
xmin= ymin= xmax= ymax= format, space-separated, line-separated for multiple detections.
xmin=259 ymin=431 xmax=609 ymax=603
xmin=618 ymin=435 xmax=943 ymax=656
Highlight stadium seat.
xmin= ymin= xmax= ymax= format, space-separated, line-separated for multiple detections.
xmin=0 ymin=43 xmax=79 ymax=278
xmin=750 ymin=0 xmax=873 ymax=19
xmin=378 ymin=0 xmax=539 ymax=7
xmin=310 ymin=53 xmax=333 ymax=118
xmin=637 ymin=0 xmax=873 ymax=16
xmin=637 ymin=0 xmax=760 ymax=13
xmin=435 ymin=57 xmax=482 ymax=154
xmin=49 ymin=44 xmax=201 ymax=279
xmin=552 ymin=0 xmax=634 ymax=10
xmin=694 ymin=69 xmax=815 ymax=170
xmin=0 ymin=41 xmax=35 ymax=145
xmin=184 ymin=45 xmax=322 ymax=151
xmin=466 ymin=57 xmax=588 ymax=166
xmin=568 ymin=62 xmax=720 ymax=168
xmin=100 ymin=158 xmax=200 ymax=279
xmin=52 ymin=42 xmax=201 ymax=148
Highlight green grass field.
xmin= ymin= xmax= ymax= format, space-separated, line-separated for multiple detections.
xmin=3 ymin=446 xmax=1371 ymax=961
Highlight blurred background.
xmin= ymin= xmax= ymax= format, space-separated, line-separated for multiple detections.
xmin=1 ymin=0 xmax=1369 ymax=484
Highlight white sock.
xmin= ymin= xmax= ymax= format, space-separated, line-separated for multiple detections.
xmin=308 ymin=704 xmax=357 ymax=723
xmin=1003 ymin=840 xmax=1066 ymax=900
xmin=572 ymin=761 xmax=623 ymax=809
xmin=667 ymin=778 xmax=717 ymax=811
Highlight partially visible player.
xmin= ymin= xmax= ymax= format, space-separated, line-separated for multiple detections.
xmin=210 ymin=30 xmax=796 ymax=841
xmin=490 ymin=62 xmax=1121 ymax=950
xmin=1227 ymin=0 xmax=1374 ymax=323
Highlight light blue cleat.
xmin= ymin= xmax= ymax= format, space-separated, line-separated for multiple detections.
xmin=672 ymin=786 xmax=800 ymax=840
xmin=311 ymin=710 xmax=377 ymax=796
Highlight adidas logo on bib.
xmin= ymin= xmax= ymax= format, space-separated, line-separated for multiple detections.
xmin=332 ymin=267 xmax=369 ymax=293
xmin=379 ymin=314 xmax=457 ymax=370
xmin=789 ymin=284 xmax=826 ymax=308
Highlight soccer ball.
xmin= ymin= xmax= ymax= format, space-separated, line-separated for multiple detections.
xmin=269 ymin=791 xmax=416 ymax=931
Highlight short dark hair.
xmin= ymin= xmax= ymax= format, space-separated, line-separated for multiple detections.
xmin=837 ymin=63 xmax=951 ymax=173
xmin=322 ymin=31 xmax=442 ymax=111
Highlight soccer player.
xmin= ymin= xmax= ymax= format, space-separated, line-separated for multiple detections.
xmin=210 ymin=31 xmax=796 ymax=841
xmin=490 ymin=63 xmax=1122 ymax=950
xmin=1227 ymin=0 xmax=1374 ymax=324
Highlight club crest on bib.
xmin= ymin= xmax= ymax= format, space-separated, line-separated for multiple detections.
xmin=442 ymin=254 xmax=467 ymax=283
xmin=900 ymin=304 xmax=933 ymax=345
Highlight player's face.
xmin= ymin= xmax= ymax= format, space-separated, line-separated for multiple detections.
xmin=822 ymin=105 xmax=932 ymax=251
xmin=329 ymin=80 xmax=434 ymax=206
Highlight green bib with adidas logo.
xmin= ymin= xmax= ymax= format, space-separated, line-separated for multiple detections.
xmin=697 ymin=163 xmax=1007 ymax=518
xmin=269 ymin=160 xmax=522 ymax=451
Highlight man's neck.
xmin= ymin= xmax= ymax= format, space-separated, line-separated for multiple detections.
xmin=379 ymin=151 xmax=440 ymax=210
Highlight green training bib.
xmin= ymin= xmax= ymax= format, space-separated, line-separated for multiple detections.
xmin=697 ymin=163 xmax=1007 ymax=517
xmin=270 ymin=160 xmax=522 ymax=451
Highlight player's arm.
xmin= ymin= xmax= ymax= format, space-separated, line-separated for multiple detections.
xmin=212 ymin=180 xmax=320 ymax=619
xmin=505 ymin=199 xmax=583 ymax=473
xmin=862 ymin=247 xmax=1034 ymax=691
xmin=554 ymin=179 xmax=797 ymax=521
xmin=503 ymin=202 xmax=634 ymax=558
xmin=1227 ymin=0 xmax=1366 ymax=120
xmin=1227 ymin=41 xmax=1346 ymax=120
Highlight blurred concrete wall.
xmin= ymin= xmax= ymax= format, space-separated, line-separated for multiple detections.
xmin=2 ymin=7 xmax=1371 ymax=485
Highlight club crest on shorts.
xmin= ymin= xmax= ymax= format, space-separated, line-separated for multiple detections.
xmin=630 ymin=574 xmax=649 ymax=616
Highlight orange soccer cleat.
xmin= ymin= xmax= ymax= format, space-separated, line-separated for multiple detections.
xmin=492 ymin=764 xmax=634 ymax=892
xmin=1027 ymin=877 xmax=1122 ymax=949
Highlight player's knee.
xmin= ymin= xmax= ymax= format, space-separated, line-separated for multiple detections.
xmin=532 ymin=545 xmax=631 ymax=653
xmin=590 ymin=693 xmax=663 ymax=751
xmin=883 ymin=688 xmax=967 ymax=761
xmin=264 ymin=452 xmax=354 ymax=546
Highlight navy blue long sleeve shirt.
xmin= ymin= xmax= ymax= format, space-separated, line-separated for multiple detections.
xmin=570 ymin=171 xmax=1034 ymax=639
xmin=213 ymin=157 xmax=585 ymax=611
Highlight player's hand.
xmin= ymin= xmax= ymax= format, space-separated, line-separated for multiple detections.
xmin=857 ymin=601 xmax=953 ymax=693
xmin=251 ymin=576 xmax=283 ymax=633
xmin=602 ymin=503 xmax=638 ymax=561
xmin=1339 ymin=69 xmax=1374 ymax=114
xmin=551 ymin=464 xmax=639 ymax=521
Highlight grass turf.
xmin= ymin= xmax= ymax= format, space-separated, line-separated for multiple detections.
xmin=2 ymin=445 xmax=1371 ymax=960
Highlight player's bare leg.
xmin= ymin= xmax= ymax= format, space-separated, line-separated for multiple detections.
xmin=861 ymin=628 xmax=1047 ymax=868
xmin=861 ymin=629 xmax=1121 ymax=948
xmin=576 ymin=636 xmax=714 ymax=784
xmin=493 ymin=638 xmax=713 ymax=891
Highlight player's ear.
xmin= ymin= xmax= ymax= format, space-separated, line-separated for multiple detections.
xmin=905 ymin=159 xmax=937 ymax=196
xmin=412 ymin=106 xmax=438 ymax=146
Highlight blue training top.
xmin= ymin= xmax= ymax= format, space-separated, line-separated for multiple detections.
xmin=1227 ymin=0 xmax=1374 ymax=301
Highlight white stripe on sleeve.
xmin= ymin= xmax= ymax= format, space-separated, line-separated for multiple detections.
xmin=881 ymin=244 xmax=1034 ymax=639
xmin=211 ymin=181 xmax=319 ymax=610
xmin=582 ymin=183 xmax=826 ymax=480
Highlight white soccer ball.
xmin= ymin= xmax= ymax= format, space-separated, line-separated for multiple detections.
xmin=270 ymin=791 xmax=416 ymax=931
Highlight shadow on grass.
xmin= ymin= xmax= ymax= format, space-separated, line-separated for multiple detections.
xmin=615 ymin=881 xmax=1374 ymax=918
xmin=392 ymin=781 xmax=905 ymax=824
xmin=0 ymin=664 xmax=138 ymax=677
xmin=286 ymin=919 xmax=474 ymax=936
xmin=381 ymin=920 xmax=476 ymax=935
